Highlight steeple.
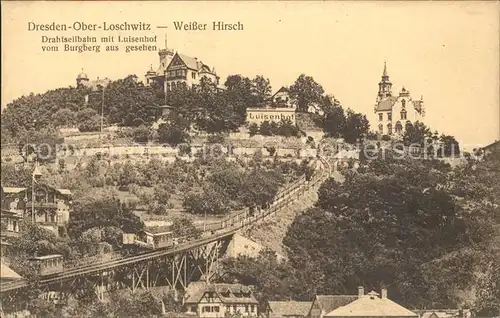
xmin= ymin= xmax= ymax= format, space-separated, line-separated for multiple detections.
xmin=377 ymin=61 xmax=392 ymax=99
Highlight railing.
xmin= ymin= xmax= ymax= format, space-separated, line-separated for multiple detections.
xmin=0 ymin=159 xmax=329 ymax=293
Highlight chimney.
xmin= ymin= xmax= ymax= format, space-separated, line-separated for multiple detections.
xmin=358 ymin=286 xmax=364 ymax=298
xmin=381 ymin=288 xmax=387 ymax=299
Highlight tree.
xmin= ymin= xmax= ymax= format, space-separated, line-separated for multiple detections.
xmin=252 ymin=75 xmax=272 ymax=107
xmin=219 ymin=249 xmax=301 ymax=305
xmin=283 ymin=157 xmax=494 ymax=308
xmin=88 ymin=75 xmax=159 ymax=127
xmin=157 ymin=121 xmax=191 ymax=146
xmin=183 ymin=188 xmax=230 ymax=216
xmin=68 ymin=196 xmax=144 ymax=239
xmin=52 ymin=108 xmax=76 ymax=127
xmin=439 ymin=134 xmax=461 ymax=157
xmin=239 ymin=169 xmax=284 ymax=211
xmin=171 ymin=216 xmax=201 ymax=239
xmin=289 ymin=74 xmax=324 ymax=113
xmin=403 ymin=121 xmax=432 ymax=147
xmin=342 ymin=109 xmax=369 ymax=144
xmin=323 ymin=105 xmax=347 ymax=138
xmin=132 ymin=125 xmax=152 ymax=143
xmin=248 ymin=123 xmax=259 ymax=137
xmin=475 ymin=263 xmax=500 ymax=316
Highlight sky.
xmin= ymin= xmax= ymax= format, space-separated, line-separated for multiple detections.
xmin=2 ymin=1 xmax=499 ymax=149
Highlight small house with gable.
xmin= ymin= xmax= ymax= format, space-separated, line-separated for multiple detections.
xmin=183 ymin=282 xmax=259 ymax=317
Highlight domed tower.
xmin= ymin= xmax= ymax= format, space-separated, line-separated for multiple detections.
xmin=76 ymin=69 xmax=89 ymax=88
xmin=145 ymin=65 xmax=157 ymax=85
xmin=377 ymin=61 xmax=392 ymax=100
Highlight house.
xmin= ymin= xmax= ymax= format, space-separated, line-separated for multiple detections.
xmin=480 ymin=140 xmax=499 ymax=159
xmin=1 ymin=184 xmax=72 ymax=235
xmin=373 ymin=62 xmax=425 ymax=137
xmin=308 ymin=293 xmax=358 ymax=318
xmin=145 ymin=35 xmax=223 ymax=92
xmin=324 ymin=288 xmax=418 ymax=318
xmin=183 ymin=282 xmax=259 ymax=317
xmin=0 ymin=262 xmax=23 ymax=283
xmin=264 ymin=300 xmax=312 ymax=317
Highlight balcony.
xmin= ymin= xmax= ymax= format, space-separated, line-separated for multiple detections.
xmin=26 ymin=201 xmax=57 ymax=209
xmin=166 ymin=75 xmax=187 ymax=80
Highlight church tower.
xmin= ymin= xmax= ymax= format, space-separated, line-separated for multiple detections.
xmin=377 ymin=62 xmax=392 ymax=100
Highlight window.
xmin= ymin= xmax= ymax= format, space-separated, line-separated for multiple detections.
xmin=401 ymin=99 xmax=406 ymax=107
xmin=378 ymin=124 xmax=383 ymax=133
xmin=387 ymin=123 xmax=392 ymax=135
xmin=387 ymin=113 xmax=392 ymax=121
xmin=245 ymin=305 xmax=249 ymax=312
xmin=214 ymin=306 xmax=220 ymax=312
xmin=395 ymin=121 xmax=403 ymax=133
xmin=251 ymin=305 xmax=255 ymax=313
xmin=233 ymin=305 xmax=237 ymax=312
xmin=378 ymin=113 xmax=383 ymax=121
xmin=401 ymin=110 xmax=407 ymax=120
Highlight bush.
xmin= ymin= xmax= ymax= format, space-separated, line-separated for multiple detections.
xmin=248 ymin=123 xmax=259 ymax=137
xmin=178 ymin=143 xmax=192 ymax=156
xmin=132 ymin=125 xmax=151 ymax=143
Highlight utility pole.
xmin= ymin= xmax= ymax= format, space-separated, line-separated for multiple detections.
xmin=100 ymin=87 xmax=105 ymax=133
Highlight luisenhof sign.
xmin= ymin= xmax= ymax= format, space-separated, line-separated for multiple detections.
xmin=246 ymin=108 xmax=296 ymax=124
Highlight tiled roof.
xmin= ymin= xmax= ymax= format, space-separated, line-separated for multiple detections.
xmin=324 ymin=293 xmax=417 ymax=317
xmin=375 ymin=96 xmax=397 ymax=112
xmin=314 ymin=295 xmax=358 ymax=314
xmin=177 ymin=53 xmax=202 ymax=71
xmin=184 ymin=282 xmax=258 ymax=305
xmin=268 ymin=301 xmax=312 ymax=317
xmin=0 ymin=263 xmax=23 ymax=280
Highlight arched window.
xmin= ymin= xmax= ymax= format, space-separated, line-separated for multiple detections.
xmin=387 ymin=123 xmax=392 ymax=135
xmin=395 ymin=121 xmax=403 ymax=133
xmin=378 ymin=124 xmax=383 ymax=133
xmin=401 ymin=110 xmax=407 ymax=120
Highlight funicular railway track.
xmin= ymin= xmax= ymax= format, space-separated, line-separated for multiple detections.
xmin=1 ymin=157 xmax=329 ymax=294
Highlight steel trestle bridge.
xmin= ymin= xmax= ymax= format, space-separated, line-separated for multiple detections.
xmin=0 ymin=158 xmax=330 ymax=311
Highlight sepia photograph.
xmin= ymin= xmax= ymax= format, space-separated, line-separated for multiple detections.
xmin=1 ymin=1 xmax=499 ymax=317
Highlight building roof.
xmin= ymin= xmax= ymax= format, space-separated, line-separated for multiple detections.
xmin=268 ymin=300 xmax=312 ymax=317
xmin=29 ymin=254 xmax=63 ymax=261
xmin=143 ymin=225 xmax=173 ymax=235
xmin=184 ymin=282 xmax=258 ymax=305
xmin=0 ymin=263 xmax=23 ymax=280
xmin=177 ymin=53 xmax=202 ymax=71
xmin=313 ymin=295 xmax=359 ymax=314
xmin=56 ymin=189 xmax=72 ymax=196
xmin=324 ymin=293 xmax=417 ymax=317
xmin=272 ymin=86 xmax=290 ymax=98
xmin=482 ymin=140 xmax=499 ymax=151
xmin=375 ymin=96 xmax=397 ymax=112
xmin=2 ymin=187 xmax=26 ymax=194
xmin=77 ymin=69 xmax=88 ymax=80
